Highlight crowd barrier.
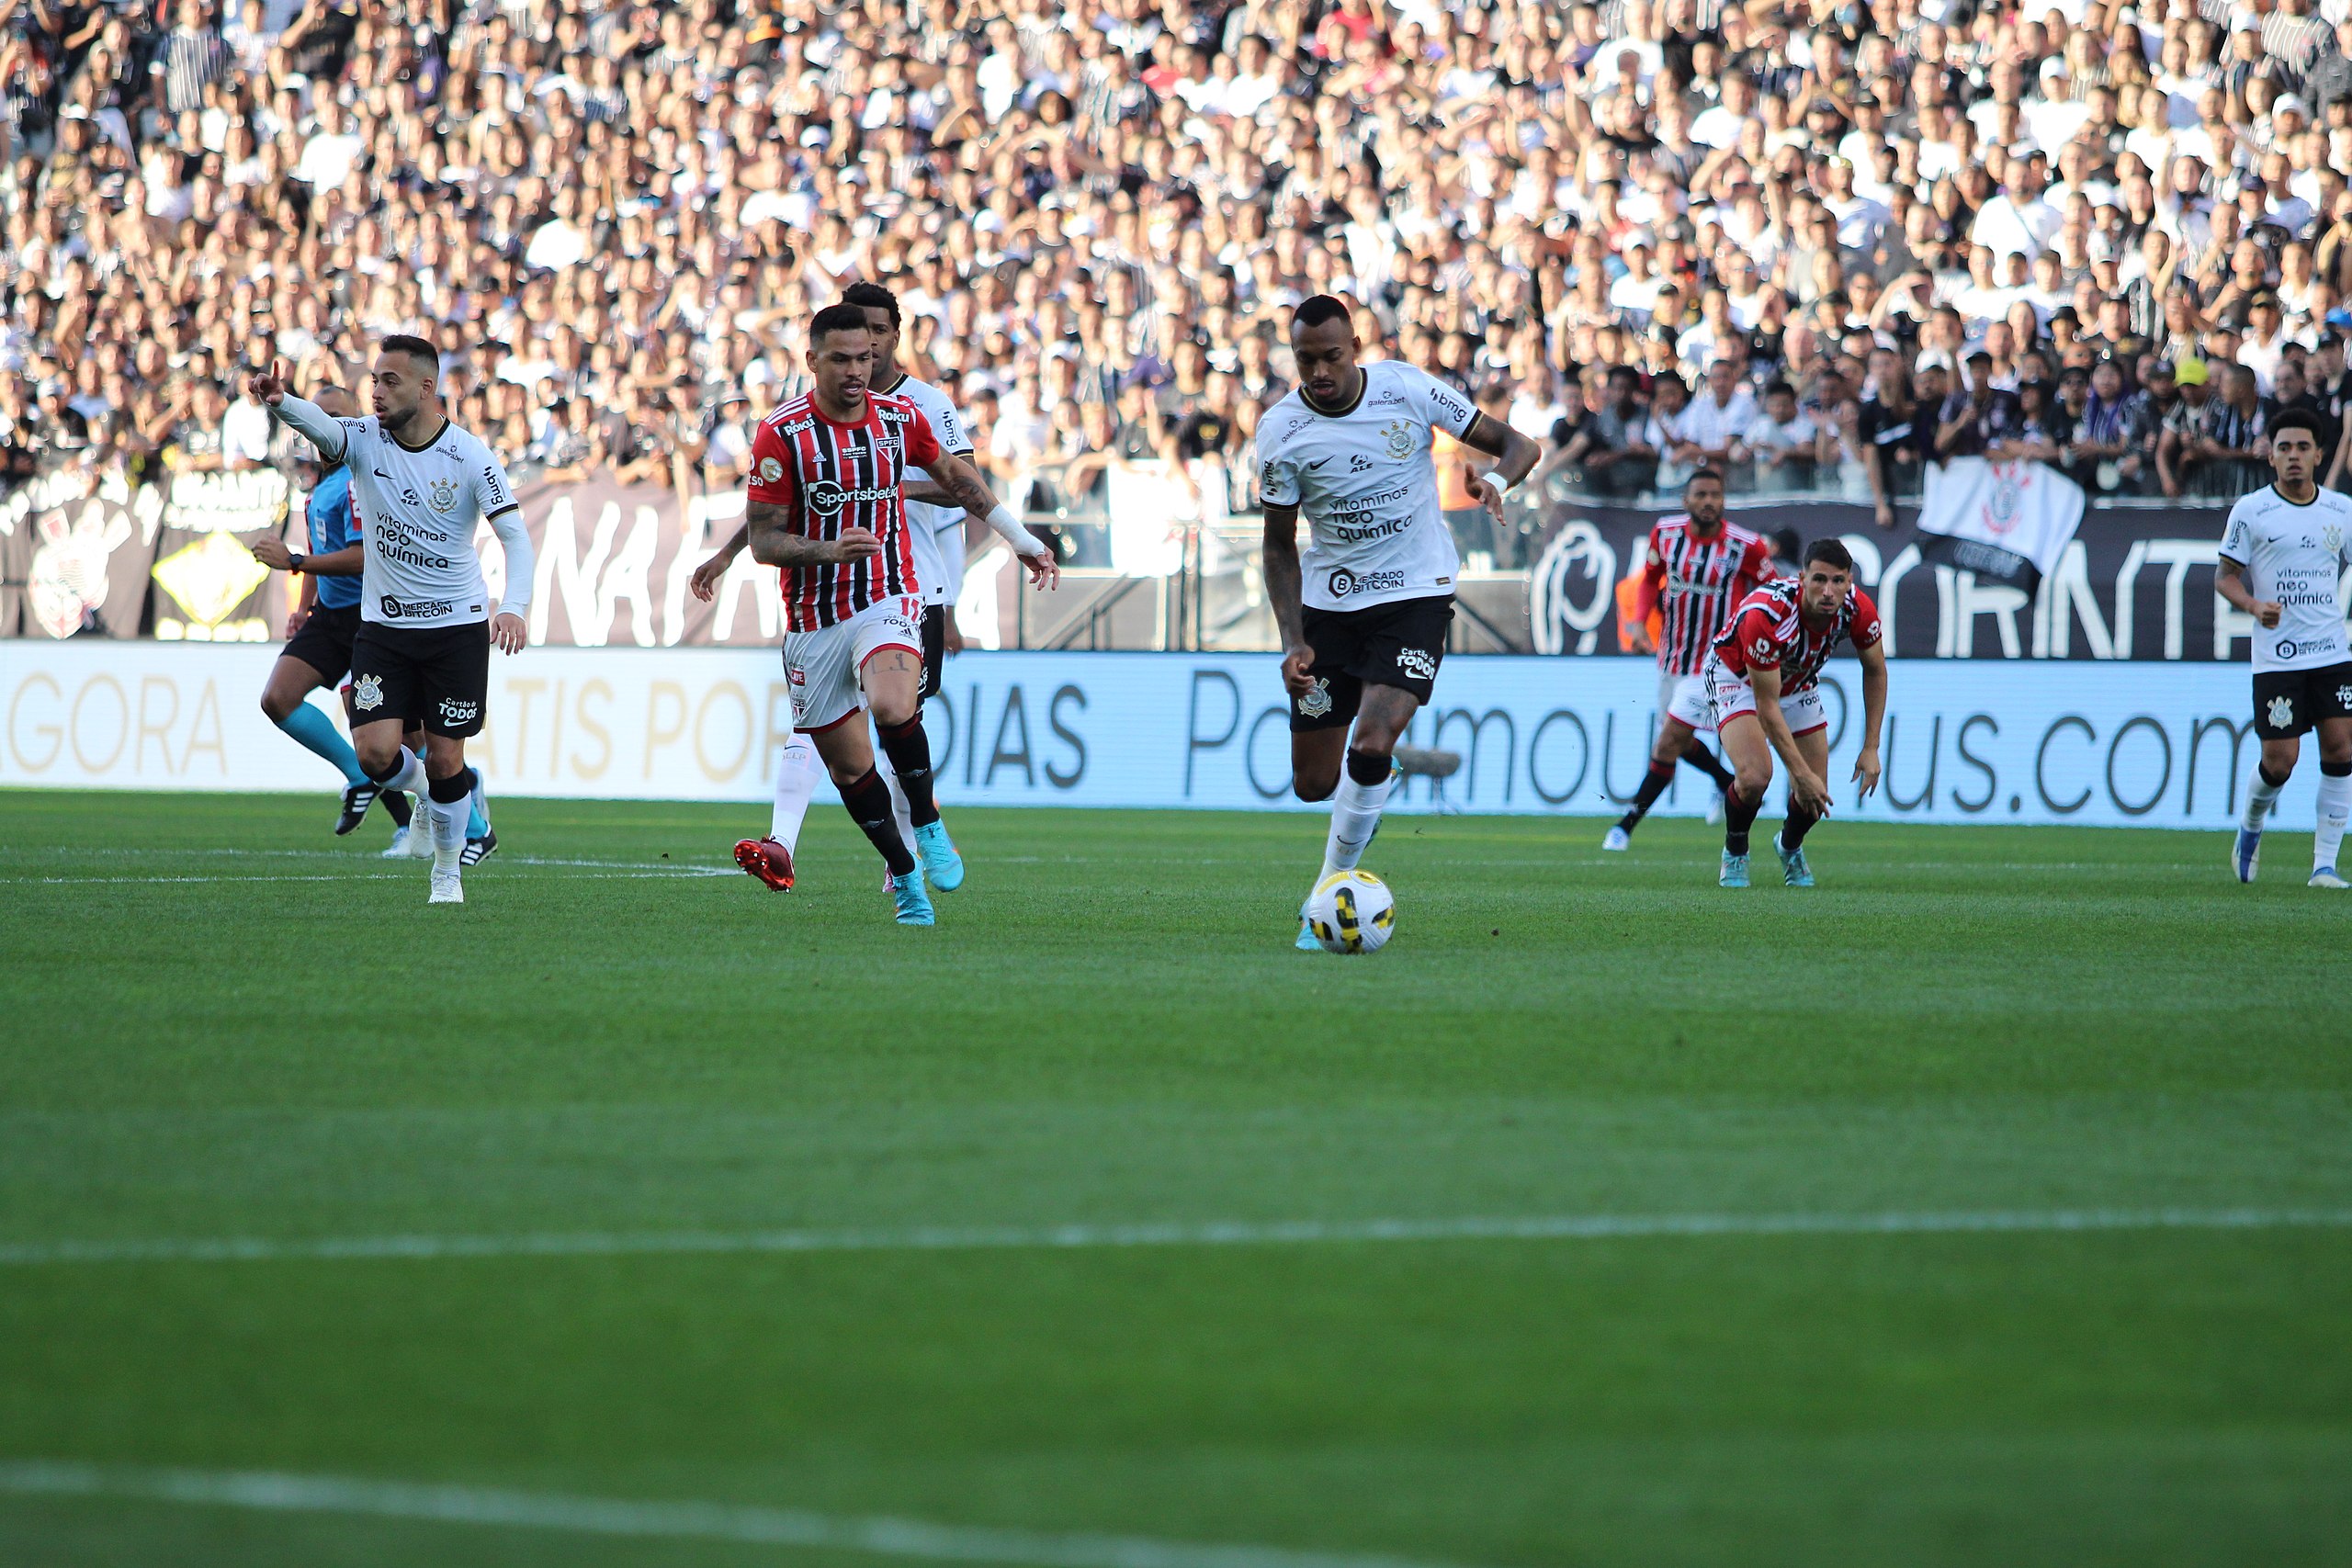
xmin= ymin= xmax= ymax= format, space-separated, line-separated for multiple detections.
xmin=0 ymin=641 xmax=2301 ymax=832
xmin=10 ymin=464 xmax=2318 ymax=661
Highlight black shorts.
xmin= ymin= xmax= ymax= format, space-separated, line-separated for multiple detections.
xmin=2254 ymin=661 xmax=2352 ymax=739
xmin=280 ymin=602 xmax=362 ymax=685
xmin=349 ymin=620 xmax=492 ymax=737
xmin=921 ymin=604 xmax=946 ymax=700
xmin=1290 ymin=594 xmax=1453 ymax=732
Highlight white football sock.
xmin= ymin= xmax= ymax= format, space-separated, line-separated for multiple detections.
xmin=379 ymin=747 xmax=428 ymax=798
xmin=2316 ymin=769 xmax=2352 ymax=870
xmin=428 ymin=792 xmax=466 ymax=873
xmin=1319 ymin=769 xmax=1395 ymax=880
xmin=875 ymin=741 xmax=917 ymax=848
xmin=770 ymin=731 xmax=821 ymax=851
xmin=2245 ymin=764 xmax=2287 ymax=831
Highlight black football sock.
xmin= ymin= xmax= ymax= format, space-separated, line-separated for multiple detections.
xmin=1781 ymin=801 xmax=1820 ymax=850
xmin=1724 ymin=786 xmax=1763 ymax=856
xmin=1616 ymin=761 xmax=1676 ymax=831
xmin=876 ymin=715 xmax=940 ymax=827
xmin=1680 ymin=739 xmax=1736 ymax=792
xmin=840 ymin=766 xmax=916 ymax=876
xmin=426 ymin=766 xmax=475 ymax=805
xmin=382 ymin=788 xmax=413 ymax=828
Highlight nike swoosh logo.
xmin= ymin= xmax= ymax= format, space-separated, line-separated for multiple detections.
xmin=1306 ymin=456 xmax=1335 ymax=469
xmin=373 ymin=468 xmax=393 ymax=479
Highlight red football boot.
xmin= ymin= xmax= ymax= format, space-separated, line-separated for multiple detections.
xmin=733 ymin=836 xmax=795 ymax=891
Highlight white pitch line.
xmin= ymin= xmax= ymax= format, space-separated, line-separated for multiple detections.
xmin=3 ymin=1207 xmax=2346 ymax=1269
xmin=0 ymin=1461 xmax=1472 ymax=1568
xmin=33 ymin=870 xmax=734 ymax=885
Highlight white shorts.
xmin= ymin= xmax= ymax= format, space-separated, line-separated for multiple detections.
xmin=1702 ymin=656 xmax=1827 ymax=737
xmin=784 ymin=595 xmax=924 ymax=733
xmin=1657 ymin=671 xmax=1715 ymax=734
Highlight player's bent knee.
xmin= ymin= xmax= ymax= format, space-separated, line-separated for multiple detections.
xmin=1294 ymin=773 xmax=1339 ymax=804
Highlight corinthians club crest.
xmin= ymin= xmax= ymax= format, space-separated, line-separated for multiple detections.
xmin=1380 ymin=418 xmax=1414 ymax=459
xmin=1298 ymin=677 xmax=1333 ymax=718
xmin=2268 ymin=694 xmax=2295 ymax=729
xmin=354 ymin=674 xmax=385 ymax=711
xmin=428 ymin=476 xmax=460 ymax=513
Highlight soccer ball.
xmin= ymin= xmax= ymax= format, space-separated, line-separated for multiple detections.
xmin=1305 ymin=869 xmax=1396 ymax=954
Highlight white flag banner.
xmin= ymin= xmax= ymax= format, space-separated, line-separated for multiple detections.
xmin=1916 ymin=457 xmax=2086 ymax=588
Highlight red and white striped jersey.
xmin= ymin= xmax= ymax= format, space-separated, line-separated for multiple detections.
xmin=1636 ymin=515 xmax=1775 ymax=675
xmin=746 ymin=389 xmax=943 ymax=631
xmin=1713 ymin=579 xmax=1883 ymax=694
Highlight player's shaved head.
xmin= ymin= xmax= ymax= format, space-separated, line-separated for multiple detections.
xmin=1289 ymin=294 xmax=1362 ymax=410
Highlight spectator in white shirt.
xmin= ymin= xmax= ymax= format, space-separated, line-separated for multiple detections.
xmin=220 ymin=389 xmax=273 ymax=468
xmin=1973 ymin=154 xmax=2064 ymax=262
xmin=525 ymin=187 xmax=592 ymax=272
xmin=1677 ymin=357 xmax=1760 ymax=464
xmin=292 ymin=98 xmax=364 ymax=188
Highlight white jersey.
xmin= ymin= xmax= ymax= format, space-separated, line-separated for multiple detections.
xmin=881 ymin=372 xmax=973 ymax=607
xmin=2218 ymin=484 xmax=2352 ymax=672
xmin=1259 ymin=360 xmax=1478 ymax=612
xmin=319 ymin=413 xmax=525 ymax=628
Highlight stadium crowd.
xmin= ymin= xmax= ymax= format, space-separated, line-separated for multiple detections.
xmin=12 ymin=0 xmax=2352 ymax=558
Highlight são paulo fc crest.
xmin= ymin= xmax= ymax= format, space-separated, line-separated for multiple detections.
xmin=427 ymin=476 xmax=460 ymax=513
xmin=1298 ymin=677 xmax=1333 ymax=718
xmin=353 ymin=674 xmax=384 ymax=711
xmin=2269 ymin=694 xmax=2296 ymax=729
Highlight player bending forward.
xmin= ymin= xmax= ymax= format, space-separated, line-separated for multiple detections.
xmin=1260 ymin=294 xmax=1540 ymax=949
xmin=248 ymin=339 xmax=534 ymax=905
xmin=2216 ymin=408 xmax=2352 ymax=887
xmin=1603 ymin=468 xmax=1768 ymax=851
xmin=695 ymin=282 xmax=1054 ymax=892
xmin=733 ymin=303 xmax=1031 ymax=926
xmin=1703 ymin=539 xmax=1887 ymax=887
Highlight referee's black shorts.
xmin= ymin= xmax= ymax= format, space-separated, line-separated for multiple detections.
xmin=280 ymin=602 xmax=362 ymax=684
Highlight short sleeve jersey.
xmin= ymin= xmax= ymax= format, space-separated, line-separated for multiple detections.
xmin=1713 ymin=579 xmax=1883 ymax=694
xmin=1642 ymin=516 xmax=1775 ymax=676
xmin=320 ymin=414 xmax=521 ymax=628
xmin=2218 ymin=484 xmax=2352 ymax=672
xmin=878 ymin=373 xmax=974 ymax=608
xmin=304 ymin=465 xmax=361 ymax=611
xmin=747 ymin=389 xmax=942 ymax=630
xmin=1258 ymin=360 xmax=1479 ymax=612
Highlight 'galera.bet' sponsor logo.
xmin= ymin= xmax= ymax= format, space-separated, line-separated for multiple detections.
xmin=1327 ymin=566 xmax=1407 ymax=600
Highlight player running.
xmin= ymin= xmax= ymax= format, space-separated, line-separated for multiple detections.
xmin=1703 ymin=539 xmax=1887 ymax=888
xmin=2215 ymin=407 xmax=2352 ymax=887
xmin=246 ymin=338 xmax=535 ymax=906
xmin=246 ymin=385 xmax=403 ymax=835
xmin=1602 ymin=468 xmax=1767 ymax=852
xmin=1260 ymin=293 xmax=1541 ymax=949
xmin=732 ymin=302 xmax=1035 ymax=926
xmin=694 ymin=283 xmax=1054 ymax=894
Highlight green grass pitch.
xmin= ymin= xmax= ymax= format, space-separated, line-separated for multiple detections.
xmin=2 ymin=788 xmax=2349 ymax=1566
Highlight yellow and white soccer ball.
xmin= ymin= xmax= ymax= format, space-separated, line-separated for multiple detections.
xmin=1305 ymin=869 xmax=1396 ymax=954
